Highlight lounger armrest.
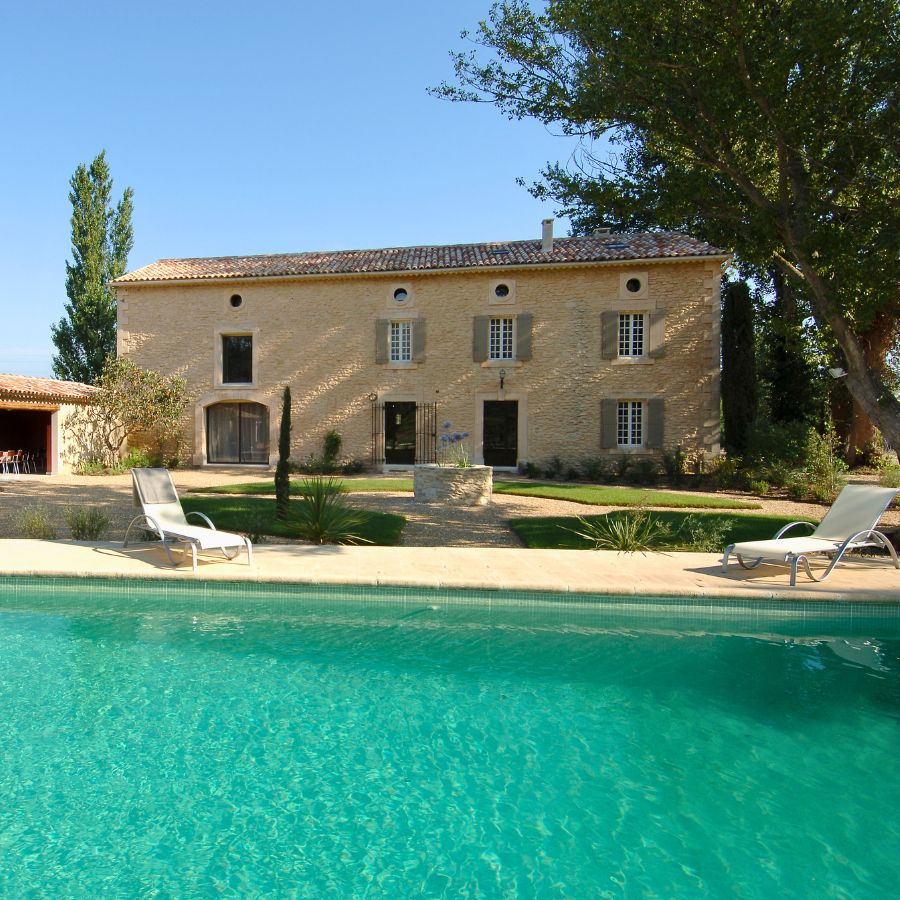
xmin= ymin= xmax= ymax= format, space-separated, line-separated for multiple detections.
xmin=123 ymin=513 xmax=166 ymax=547
xmin=774 ymin=521 xmax=816 ymax=539
xmin=185 ymin=510 xmax=216 ymax=530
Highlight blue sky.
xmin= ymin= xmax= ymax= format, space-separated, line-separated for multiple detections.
xmin=1 ymin=1 xmax=580 ymax=378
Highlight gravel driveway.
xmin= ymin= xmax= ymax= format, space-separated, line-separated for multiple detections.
xmin=0 ymin=469 xmax=895 ymax=548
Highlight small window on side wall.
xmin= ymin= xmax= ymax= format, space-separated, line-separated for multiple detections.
xmin=222 ymin=334 xmax=253 ymax=383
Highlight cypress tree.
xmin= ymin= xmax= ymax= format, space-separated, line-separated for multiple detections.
xmin=275 ymin=386 xmax=292 ymax=520
xmin=721 ymin=280 xmax=758 ymax=455
xmin=51 ymin=151 xmax=134 ymax=384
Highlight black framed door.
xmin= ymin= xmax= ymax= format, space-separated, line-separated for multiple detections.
xmin=384 ymin=401 xmax=416 ymax=464
xmin=483 ymin=400 xmax=518 ymax=467
xmin=207 ymin=402 xmax=269 ymax=464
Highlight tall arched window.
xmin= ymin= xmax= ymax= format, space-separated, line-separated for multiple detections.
xmin=207 ymin=402 xmax=269 ymax=464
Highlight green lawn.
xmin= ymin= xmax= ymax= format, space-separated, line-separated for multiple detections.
xmin=509 ymin=510 xmax=806 ymax=550
xmin=183 ymin=495 xmax=406 ymax=546
xmin=493 ymin=481 xmax=761 ymax=509
xmin=189 ymin=477 xmax=414 ymax=495
xmin=190 ymin=477 xmax=760 ymax=510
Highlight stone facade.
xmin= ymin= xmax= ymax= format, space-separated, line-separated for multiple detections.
xmin=115 ymin=232 xmax=725 ymax=470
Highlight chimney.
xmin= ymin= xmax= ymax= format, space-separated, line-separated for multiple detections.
xmin=541 ymin=218 xmax=554 ymax=252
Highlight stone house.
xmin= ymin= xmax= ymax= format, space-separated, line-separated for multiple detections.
xmin=113 ymin=223 xmax=726 ymax=470
xmin=0 ymin=374 xmax=97 ymax=474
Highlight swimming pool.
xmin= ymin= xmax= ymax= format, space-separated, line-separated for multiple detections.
xmin=1 ymin=577 xmax=898 ymax=896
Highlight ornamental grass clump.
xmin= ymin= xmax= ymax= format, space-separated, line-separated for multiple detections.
xmin=565 ymin=509 xmax=671 ymax=553
xmin=292 ymin=476 xmax=373 ymax=545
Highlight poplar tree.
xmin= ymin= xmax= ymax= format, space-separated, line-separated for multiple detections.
xmin=51 ymin=151 xmax=134 ymax=384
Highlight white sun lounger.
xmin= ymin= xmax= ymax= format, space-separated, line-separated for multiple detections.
xmin=722 ymin=483 xmax=898 ymax=586
xmin=124 ymin=467 xmax=253 ymax=573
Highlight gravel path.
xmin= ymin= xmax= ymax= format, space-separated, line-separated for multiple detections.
xmin=2 ymin=469 xmax=894 ymax=547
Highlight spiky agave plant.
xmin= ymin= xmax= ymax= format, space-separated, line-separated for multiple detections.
xmin=292 ymin=476 xmax=373 ymax=545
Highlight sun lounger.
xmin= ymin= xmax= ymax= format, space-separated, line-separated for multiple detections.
xmin=124 ymin=467 xmax=252 ymax=572
xmin=722 ymin=483 xmax=898 ymax=585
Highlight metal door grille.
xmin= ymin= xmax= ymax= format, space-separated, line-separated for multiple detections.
xmin=371 ymin=401 xmax=438 ymax=466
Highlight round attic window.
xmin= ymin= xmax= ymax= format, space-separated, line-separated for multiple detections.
xmin=625 ymin=278 xmax=642 ymax=294
xmin=494 ymin=283 xmax=510 ymax=298
xmin=229 ymin=294 xmax=243 ymax=308
xmin=393 ymin=288 xmax=409 ymax=302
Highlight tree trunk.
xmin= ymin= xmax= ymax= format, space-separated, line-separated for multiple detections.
xmin=793 ymin=260 xmax=900 ymax=460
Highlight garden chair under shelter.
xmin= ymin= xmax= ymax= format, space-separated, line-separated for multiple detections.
xmin=721 ymin=483 xmax=899 ymax=586
xmin=124 ymin=467 xmax=252 ymax=573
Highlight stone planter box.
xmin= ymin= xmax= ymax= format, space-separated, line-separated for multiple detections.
xmin=413 ymin=464 xmax=493 ymax=506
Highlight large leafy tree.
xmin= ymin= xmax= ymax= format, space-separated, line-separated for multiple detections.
xmin=52 ymin=151 xmax=134 ymax=384
xmin=436 ymin=0 xmax=900 ymax=453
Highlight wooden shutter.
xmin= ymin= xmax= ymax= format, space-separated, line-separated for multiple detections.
xmin=647 ymin=399 xmax=665 ymax=448
xmin=601 ymin=398 xmax=618 ymax=448
xmin=648 ymin=309 xmax=667 ymax=358
xmin=473 ymin=316 xmax=489 ymax=362
xmin=601 ymin=311 xmax=618 ymax=359
xmin=374 ymin=319 xmax=388 ymax=364
xmin=516 ymin=313 xmax=533 ymax=360
xmin=412 ymin=318 xmax=426 ymax=362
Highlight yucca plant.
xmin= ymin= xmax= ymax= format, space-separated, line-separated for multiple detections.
xmin=292 ymin=476 xmax=373 ymax=544
xmin=565 ymin=509 xmax=670 ymax=553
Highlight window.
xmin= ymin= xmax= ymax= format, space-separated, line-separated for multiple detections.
xmin=229 ymin=294 xmax=243 ymax=308
xmin=390 ymin=321 xmax=412 ymax=362
xmin=618 ymin=313 xmax=645 ymax=357
xmin=625 ymin=277 xmax=642 ymax=293
xmin=489 ymin=317 xmax=514 ymax=360
xmin=222 ymin=334 xmax=252 ymax=383
xmin=617 ymin=401 xmax=644 ymax=447
xmin=393 ymin=288 xmax=408 ymax=302
xmin=207 ymin=402 xmax=269 ymax=464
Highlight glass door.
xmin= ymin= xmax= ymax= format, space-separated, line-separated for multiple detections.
xmin=207 ymin=402 xmax=269 ymax=464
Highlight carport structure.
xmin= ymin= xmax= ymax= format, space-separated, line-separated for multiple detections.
xmin=0 ymin=374 xmax=96 ymax=474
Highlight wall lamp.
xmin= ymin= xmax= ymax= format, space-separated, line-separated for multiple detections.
xmin=499 ymin=368 xmax=507 ymax=390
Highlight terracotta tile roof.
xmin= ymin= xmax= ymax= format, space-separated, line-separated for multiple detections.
xmin=115 ymin=232 xmax=726 ymax=284
xmin=0 ymin=374 xmax=97 ymax=404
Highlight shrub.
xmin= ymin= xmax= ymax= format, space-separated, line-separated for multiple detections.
xmin=120 ymin=448 xmax=154 ymax=469
xmin=880 ymin=467 xmax=900 ymax=489
xmin=323 ymin=430 xmax=342 ymax=467
xmin=709 ymin=454 xmax=742 ymax=490
xmin=292 ymin=477 xmax=373 ymax=544
xmin=661 ymin=446 xmax=687 ymax=484
xmin=748 ymin=479 xmax=770 ymax=496
xmin=629 ymin=457 xmax=660 ymax=486
xmin=74 ymin=460 xmax=106 ymax=476
xmin=786 ymin=426 xmax=848 ymax=502
xmin=673 ymin=514 xmax=735 ymax=551
xmin=615 ymin=454 xmax=631 ymax=479
xmin=580 ymin=457 xmax=607 ymax=483
xmin=64 ymin=506 xmax=111 ymax=540
xmin=565 ymin=466 xmax=580 ymax=482
xmin=565 ymin=509 xmax=671 ymax=552
xmin=543 ymin=455 xmax=564 ymax=479
xmin=18 ymin=506 xmax=57 ymax=540
xmin=520 ymin=461 xmax=542 ymax=479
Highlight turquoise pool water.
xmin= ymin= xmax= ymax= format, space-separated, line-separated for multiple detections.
xmin=1 ymin=578 xmax=898 ymax=897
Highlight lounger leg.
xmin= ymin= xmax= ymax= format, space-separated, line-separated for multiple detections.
xmin=722 ymin=545 xmax=734 ymax=572
xmin=190 ymin=544 xmax=197 ymax=574
xmin=245 ymin=538 xmax=253 ymax=567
